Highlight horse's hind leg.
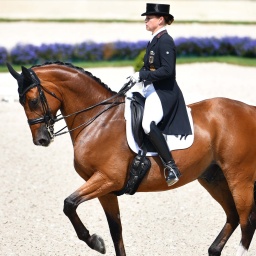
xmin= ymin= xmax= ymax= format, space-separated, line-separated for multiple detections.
xmin=229 ymin=180 xmax=256 ymax=256
xmin=198 ymin=164 xmax=239 ymax=256
xmin=98 ymin=194 xmax=126 ymax=256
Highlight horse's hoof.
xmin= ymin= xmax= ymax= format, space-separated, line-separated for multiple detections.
xmin=90 ymin=234 xmax=106 ymax=254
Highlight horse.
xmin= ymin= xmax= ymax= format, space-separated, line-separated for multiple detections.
xmin=7 ymin=61 xmax=256 ymax=256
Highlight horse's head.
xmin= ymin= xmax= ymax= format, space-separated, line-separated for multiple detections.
xmin=7 ymin=63 xmax=62 ymax=146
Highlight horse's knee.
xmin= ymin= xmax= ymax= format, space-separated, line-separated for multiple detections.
xmin=63 ymin=197 xmax=77 ymax=216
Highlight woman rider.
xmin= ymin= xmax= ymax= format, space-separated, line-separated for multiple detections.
xmin=130 ymin=3 xmax=192 ymax=186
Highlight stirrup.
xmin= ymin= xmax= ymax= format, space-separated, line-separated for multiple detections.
xmin=163 ymin=165 xmax=179 ymax=186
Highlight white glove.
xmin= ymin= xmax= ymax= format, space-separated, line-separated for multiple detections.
xmin=130 ymin=72 xmax=140 ymax=83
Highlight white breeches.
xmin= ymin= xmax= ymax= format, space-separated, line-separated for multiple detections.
xmin=142 ymin=84 xmax=163 ymax=134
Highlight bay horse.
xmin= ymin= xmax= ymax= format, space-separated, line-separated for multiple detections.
xmin=7 ymin=61 xmax=256 ymax=256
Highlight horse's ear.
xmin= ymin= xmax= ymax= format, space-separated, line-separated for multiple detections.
xmin=6 ymin=62 xmax=20 ymax=80
xmin=21 ymin=66 xmax=29 ymax=73
xmin=21 ymin=66 xmax=33 ymax=82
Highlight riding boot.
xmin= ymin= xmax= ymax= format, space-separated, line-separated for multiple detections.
xmin=147 ymin=121 xmax=181 ymax=186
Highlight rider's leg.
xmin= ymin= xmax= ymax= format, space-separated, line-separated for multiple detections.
xmin=148 ymin=121 xmax=180 ymax=186
xmin=142 ymin=90 xmax=180 ymax=186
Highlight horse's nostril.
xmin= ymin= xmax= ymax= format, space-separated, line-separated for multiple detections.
xmin=39 ymin=139 xmax=46 ymax=145
xmin=34 ymin=126 xmax=52 ymax=146
xmin=37 ymin=138 xmax=50 ymax=146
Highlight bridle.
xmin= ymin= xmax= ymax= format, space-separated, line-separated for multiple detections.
xmin=21 ymin=69 xmax=135 ymax=140
xmin=19 ymin=69 xmax=57 ymax=140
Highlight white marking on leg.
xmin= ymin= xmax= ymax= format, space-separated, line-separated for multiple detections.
xmin=236 ymin=242 xmax=248 ymax=256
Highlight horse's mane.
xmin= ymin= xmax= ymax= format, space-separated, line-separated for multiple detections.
xmin=31 ymin=61 xmax=114 ymax=93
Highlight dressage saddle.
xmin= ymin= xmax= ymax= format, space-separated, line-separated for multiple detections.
xmin=115 ymin=92 xmax=153 ymax=196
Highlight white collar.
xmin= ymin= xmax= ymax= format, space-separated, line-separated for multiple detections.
xmin=150 ymin=26 xmax=167 ymax=42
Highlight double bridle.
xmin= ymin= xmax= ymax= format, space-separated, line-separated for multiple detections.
xmin=21 ymin=69 xmax=134 ymax=140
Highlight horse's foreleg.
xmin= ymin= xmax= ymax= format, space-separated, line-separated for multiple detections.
xmin=198 ymin=164 xmax=239 ymax=256
xmin=63 ymin=172 xmax=116 ymax=254
xmin=98 ymin=194 xmax=126 ymax=256
xmin=64 ymin=197 xmax=106 ymax=254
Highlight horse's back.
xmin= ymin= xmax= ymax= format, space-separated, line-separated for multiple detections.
xmin=190 ymin=97 xmax=256 ymax=172
xmin=189 ymin=97 xmax=256 ymax=128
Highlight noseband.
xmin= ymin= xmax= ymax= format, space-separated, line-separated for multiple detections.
xmin=21 ymin=69 xmax=135 ymax=139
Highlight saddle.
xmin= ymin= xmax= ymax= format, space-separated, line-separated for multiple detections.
xmin=129 ymin=92 xmax=155 ymax=153
xmin=130 ymin=92 xmax=146 ymax=149
xmin=115 ymin=92 xmax=194 ymax=195
xmin=115 ymin=92 xmax=152 ymax=196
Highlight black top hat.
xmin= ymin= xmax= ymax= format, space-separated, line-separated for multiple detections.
xmin=141 ymin=3 xmax=174 ymax=20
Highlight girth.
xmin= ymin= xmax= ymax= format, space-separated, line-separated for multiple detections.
xmin=115 ymin=150 xmax=151 ymax=196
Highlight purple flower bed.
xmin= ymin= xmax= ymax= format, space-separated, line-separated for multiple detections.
xmin=0 ymin=47 xmax=8 ymax=65
xmin=10 ymin=44 xmax=38 ymax=64
xmin=175 ymin=36 xmax=256 ymax=57
xmin=0 ymin=36 xmax=255 ymax=65
xmin=73 ymin=42 xmax=104 ymax=61
xmin=38 ymin=43 xmax=74 ymax=63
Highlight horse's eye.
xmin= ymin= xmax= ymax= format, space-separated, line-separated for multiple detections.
xmin=29 ymin=98 xmax=39 ymax=109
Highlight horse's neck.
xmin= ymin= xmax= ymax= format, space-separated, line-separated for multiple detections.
xmin=59 ymin=74 xmax=113 ymax=115
xmin=54 ymin=71 xmax=117 ymax=140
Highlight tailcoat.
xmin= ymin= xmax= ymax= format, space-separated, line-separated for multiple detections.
xmin=139 ymin=30 xmax=192 ymax=136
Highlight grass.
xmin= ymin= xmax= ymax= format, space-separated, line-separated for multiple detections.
xmin=1 ymin=57 xmax=255 ymax=73
xmin=0 ymin=18 xmax=256 ymax=25
xmin=176 ymin=56 xmax=256 ymax=67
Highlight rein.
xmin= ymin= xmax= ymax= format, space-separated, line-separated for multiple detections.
xmin=23 ymin=69 xmax=135 ymax=139
xmin=53 ymin=80 xmax=133 ymax=136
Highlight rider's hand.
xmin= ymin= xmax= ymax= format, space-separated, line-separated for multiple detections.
xmin=130 ymin=72 xmax=140 ymax=83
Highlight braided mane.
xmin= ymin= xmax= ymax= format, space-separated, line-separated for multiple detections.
xmin=31 ymin=61 xmax=114 ymax=93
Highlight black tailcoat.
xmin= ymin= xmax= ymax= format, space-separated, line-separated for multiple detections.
xmin=139 ymin=30 xmax=192 ymax=136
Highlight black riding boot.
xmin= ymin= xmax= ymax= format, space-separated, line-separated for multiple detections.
xmin=148 ymin=121 xmax=181 ymax=186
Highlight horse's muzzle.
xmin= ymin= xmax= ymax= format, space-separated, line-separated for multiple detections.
xmin=33 ymin=125 xmax=52 ymax=146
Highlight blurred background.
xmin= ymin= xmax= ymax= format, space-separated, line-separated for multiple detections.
xmin=1 ymin=0 xmax=256 ymax=21
xmin=1 ymin=0 xmax=255 ymax=98
xmin=1 ymin=0 xmax=256 ymax=62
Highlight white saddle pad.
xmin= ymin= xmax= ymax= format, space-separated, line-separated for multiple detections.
xmin=124 ymin=96 xmax=194 ymax=156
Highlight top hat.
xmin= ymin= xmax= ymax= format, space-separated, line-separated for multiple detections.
xmin=141 ymin=3 xmax=174 ymax=20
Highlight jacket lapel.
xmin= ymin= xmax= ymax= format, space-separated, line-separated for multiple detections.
xmin=146 ymin=30 xmax=167 ymax=52
xmin=147 ymin=36 xmax=158 ymax=52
